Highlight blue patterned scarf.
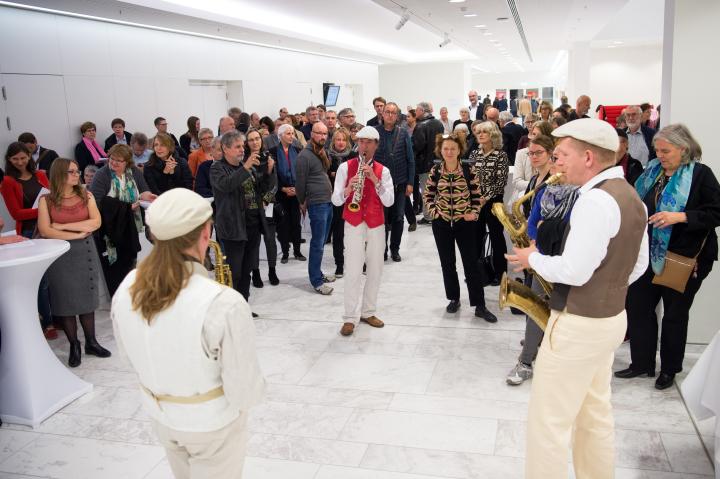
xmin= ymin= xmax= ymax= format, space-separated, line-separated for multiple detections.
xmin=635 ymin=158 xmax=695 ymax=274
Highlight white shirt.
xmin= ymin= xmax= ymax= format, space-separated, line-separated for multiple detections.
xmin=529 ymin=166 xmax=649 ymax=287
xmin=512 ymin=148 xmax=534 ymax=201
xmin=628 ymin=128 xmax=650 ymax=166
xmin=469 ymin=103 xmax=479 ymax=120
xmin=331 ymin=158 xmax=395 ymax=208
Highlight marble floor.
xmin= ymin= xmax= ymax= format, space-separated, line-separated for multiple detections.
xmin=0 ymin=223 xmax=716 ymax=479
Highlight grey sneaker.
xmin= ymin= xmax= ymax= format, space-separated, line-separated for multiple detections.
xmin=506 ymin=362 xmax=533 ymax=386
xmin=315 ymin=284 xmax=334 ymax=295
xmin=322 ymin=274 xmax=336 ymax=283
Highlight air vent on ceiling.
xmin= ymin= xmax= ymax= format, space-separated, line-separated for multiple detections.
xmin=505 ymin=0 xmax=533 ymax=62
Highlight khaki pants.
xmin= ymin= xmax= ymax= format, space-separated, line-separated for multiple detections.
xmin=343 ymin=222 xmax=385 ymax=325
xmin=526 ymin=309 xmax=626 ymax=479
xmin=152 ymin=412 xmax=249 ymax=479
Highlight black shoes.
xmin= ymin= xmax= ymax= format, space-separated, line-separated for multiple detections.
xmin=294 ymin=252 xmax=307 ymax=261
xmin=489 ymin=277 xmax=501 ymax=287
xmin=281 ymin=254 xmax=289 ymax=264
xmin=655 ymin=372 xmax=675 ymax=390
xmin=391 ymin=252 xmax=402 ymax=262
xmin=446 ymin=300 xmax=460 ymax=313
xmin=614 ymin=367 xmax=655 ymax=379
xmin=252 ymin=269 xmax=264 ymax=288
xmin=418 ymin=218 xmax=431 ymax=225
xmin=69 ymin=340 xmax=81 ymax=368
xmin=335 ymin=265 xmax=344 ymax=278
xmin=475 ymin=306 xmax=497 ymax=323
xmin=85 ymin=338 xmax=111 ymax=358
xmin=268 ymin=268 xmax=279 ymax=286
xmin=408 ymin=223 xmax=417 ymax=232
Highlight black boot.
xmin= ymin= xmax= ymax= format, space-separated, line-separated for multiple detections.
xmin=252 ymin=269 xmax=264 ymax=288
xmin=85 ymin=337 xmax=111 ymax=358
xmin=69 ymin=340 xmax=82 ymax=367
xmin=269 ymin=267 xmax=280 ymax=286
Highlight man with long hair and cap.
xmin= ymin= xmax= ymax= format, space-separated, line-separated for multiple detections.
xmin=332 ymin=126 xmax=395 ymax=336
xmin=506 ymin=119 xmax=649 ymax=478
xmin=111 ymin=188 xmax=264 ymax=479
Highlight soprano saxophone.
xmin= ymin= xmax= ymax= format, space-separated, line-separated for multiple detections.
xmin=347 ymin=153 xmax=366 ymax=212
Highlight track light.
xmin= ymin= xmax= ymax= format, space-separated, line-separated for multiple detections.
xmin=395 ymin=10 xmax=411 ymax=30
xmin=439 ymin=35 xmax=451 ymax=48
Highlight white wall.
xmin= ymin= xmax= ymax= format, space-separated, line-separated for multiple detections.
xmin=0 ymin=6 xmax=379 ymax=160
xmin=663 ymin=0 xmax=720 ymax=344
xmin=379 ymin=62 xmax=469 ymax=121
xmin=589 ymin=44 xmax=663 ymax=106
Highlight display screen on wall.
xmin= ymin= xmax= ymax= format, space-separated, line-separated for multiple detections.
xmin=324 ymin=85 xmax=341 ymax=107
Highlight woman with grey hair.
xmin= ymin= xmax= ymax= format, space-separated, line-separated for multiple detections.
xmin=453 ymin=107 xmax=472 ymax=132
xmin=618 ymin=124 xmax=720 ymax=390
xmin=469 ymin=120 xmax=509 ymax=287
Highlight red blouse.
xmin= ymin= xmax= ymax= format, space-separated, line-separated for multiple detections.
xmin=0 ymin=171 xmax=49 ymax=234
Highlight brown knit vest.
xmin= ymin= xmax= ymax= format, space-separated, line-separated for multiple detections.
xmin=549 ymin=178 xmax=647 ymax=318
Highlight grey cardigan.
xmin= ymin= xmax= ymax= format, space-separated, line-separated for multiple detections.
xmin=295 ymin=144 xmax=332 ymax=205
xmin=210 ymin=158 xmax=277 ymax=242
xmin=89 ymin=165 xmax=149 ymax=199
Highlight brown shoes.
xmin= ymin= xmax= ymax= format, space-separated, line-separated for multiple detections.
xmin=360 ymin=316 xmax=384 ymax=328
xmin=340 ymin=323 xmax=355 ymax=336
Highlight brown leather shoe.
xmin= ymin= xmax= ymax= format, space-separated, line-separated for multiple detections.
xmin=360 ymin=316 xmax=384 ymax=328
xmin=340 ymin=322 xmax=355 ymax=336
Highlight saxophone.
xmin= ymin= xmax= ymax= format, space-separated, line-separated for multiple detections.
xmin=491 ymin=172 xmax=563 ymax=330
xmin=208 ymin=240 xmax=232 ymax=287
xmin=347 ymin=153 xmax=366 ymax=212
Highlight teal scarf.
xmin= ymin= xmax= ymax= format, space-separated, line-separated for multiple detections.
xmin=105 ymin=170 xmax=144 ymax=265
xmin=635 ymin=158 xmax=695 ymax=274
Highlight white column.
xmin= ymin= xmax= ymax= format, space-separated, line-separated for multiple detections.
xmin=662 ymin=0 xmax=720 ymax=343
xmin=565 ymin=42 xmax=591 ymax=104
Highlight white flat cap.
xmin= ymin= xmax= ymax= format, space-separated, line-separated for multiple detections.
xmin=552 ymin=118 xmax=619 ymax=152
xmin=356 ymin=126 xmax=380 ymax=141
xmin=146 ymin=189 xmax=212 ymax=241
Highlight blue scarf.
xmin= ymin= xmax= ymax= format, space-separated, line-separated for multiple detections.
xmin=635 ymin=158 xmax=695 ymax=274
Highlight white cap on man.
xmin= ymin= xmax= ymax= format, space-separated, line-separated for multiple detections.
xmin=146 ymin=189 xmax=212 ymax=241
xmin=551 ymin=118 xmax=619 ymax=153
xmin=356 ymin=126 xmax=380 ymax=141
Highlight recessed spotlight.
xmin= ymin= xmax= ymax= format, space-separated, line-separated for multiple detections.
xmin=473 ymin=24 xmax=487 ymax=28
xmin=483 ymin=32 xmax=492 ymax=36
xmin=497 ymin=17 xmax=509 ymax=21
xmin=613 ymin=41 xmax=623 ymax=44
xmin=608 ymin=45 xmax=616 ymax=48
xmin=463 ymin=13 xmax=477 ymax=17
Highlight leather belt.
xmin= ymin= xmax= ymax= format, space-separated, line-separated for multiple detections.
xmin=141 ymin=385 xmax=224 ymax=404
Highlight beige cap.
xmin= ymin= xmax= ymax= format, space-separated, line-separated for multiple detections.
xmin=552 ymin=118 xmax=619 ymax=152
xmin=146 ymin=189 xmax=212 ymax=241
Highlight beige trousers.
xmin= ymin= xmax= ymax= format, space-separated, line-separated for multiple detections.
xmin=343 ymin=222 xmax=385 ymax=325
xmin=152 ymin=412 xmax=249 ymax=479
xmin=526 ymin=308 xmax=626 ymax=479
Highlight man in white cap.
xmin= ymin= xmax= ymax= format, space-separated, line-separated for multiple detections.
xmin=506 ymin=119 xmax=649 ymax=479
xmin=332 ymin=126 xmax=395 ymax=336
xmin=111 ymin=188 xmax=265 ymax=479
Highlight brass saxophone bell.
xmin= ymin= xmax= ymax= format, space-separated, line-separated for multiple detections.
xmin=498 ymin=273 xmax=550 ymax=331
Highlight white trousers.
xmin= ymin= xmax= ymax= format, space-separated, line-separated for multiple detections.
xmin=343 ymin=222 xmax=385 ymax=325
xmin=526 ymin=308 xmax=626 ymax=479
xmin=152 ymin=411 xmax=249 ymax=479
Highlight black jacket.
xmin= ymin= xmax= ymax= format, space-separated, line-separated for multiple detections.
xmin=96 ymin=196 xmax=141 ymax=261
xmin=104 ymin=131 xmax=132 ymax=152
xmin=412 ymin=115 xmax=444 ymax=175
xmin=142 ymin=155 xmax=193 ymax=194
xmin=501 ymin=122 xmax=525 ymax=165
xmin=367 ymin=115 xmax=381 ymax=127
xmin=623 ymin=155 xmax=644 ymax=186
xmin=74 ymin=141 xmax=105 ymax=174
xmin=643 ymin=163 xmax=720 ymax=279
xmin=37 ymin=146 xmax=59 ymax=171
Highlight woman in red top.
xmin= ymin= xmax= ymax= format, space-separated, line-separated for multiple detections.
xmin=1 ymin=142 xmax=57 ymax=339
xmin=38 ymin=158 xmax=109 ymax=368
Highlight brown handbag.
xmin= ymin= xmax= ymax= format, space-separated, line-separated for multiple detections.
xmin=652 ymin=236 xmax=707 ymax=293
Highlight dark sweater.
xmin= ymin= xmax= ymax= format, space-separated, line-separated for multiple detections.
xmin=295 ymin=144 xmax=333 ymax=205
xmin=142 ymin=155 xmax=193 ymax=194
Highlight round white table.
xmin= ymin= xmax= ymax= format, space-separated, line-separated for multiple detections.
xmin=0 ymin=239 xmax=93 ymax=427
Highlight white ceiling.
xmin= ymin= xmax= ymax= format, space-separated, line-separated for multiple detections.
xmin=15 ymin=0 xmax=664 ymax=72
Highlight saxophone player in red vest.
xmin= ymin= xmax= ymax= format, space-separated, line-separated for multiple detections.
xmin=332 ymin=126 xmax=395 ymax=336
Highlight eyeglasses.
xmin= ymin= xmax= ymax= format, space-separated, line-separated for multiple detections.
xmin=67 ymin=169 xmax=81 ymax=175
xmin=200 ymin=136 xmax=213 ymax=141
xmin=527 ymin=150 xmax=547 ymax=157
xmin=341 ymin=115 xmax=356 ymax=119
xmin=109 ymin=157 xmax=126 ymax=164
xmin=312 ymin=131 xmax=328 ymax=136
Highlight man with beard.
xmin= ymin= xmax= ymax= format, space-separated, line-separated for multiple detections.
xmin=295 ymin=122 xmax=335 ymax=295
xmin=624 ymin=105 xmax=656 ymax=167
xmin=373 ymin=102 xmax=414 ymax=262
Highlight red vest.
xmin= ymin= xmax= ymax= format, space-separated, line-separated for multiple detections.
xmin=342 ymin=158 xmax=385 ymax=228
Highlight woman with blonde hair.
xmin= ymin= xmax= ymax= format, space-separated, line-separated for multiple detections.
xmin=112 ymin=188 xmax=264 ymax=478
xmin=37 ymin=158 xmax=107 ymax=367
xmin=327 ymin=127 xmax=358 ymax=277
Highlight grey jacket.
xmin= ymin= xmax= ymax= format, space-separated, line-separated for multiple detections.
xmin=295 ymin=144 xmax=332 ymax=205
xmin=89 ymin=165 xmax=149 ymax=199
xmin=210 ymin=158 xmax=277 ymax=242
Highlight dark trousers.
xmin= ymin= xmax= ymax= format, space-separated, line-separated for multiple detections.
xmin=385 ymin=184 xmax=406 ymax=254
xmin=277 ymin=193 xmax=302 ymax=255
xmin=431 ymin=218 xmax=485 ymax=307
xmin=222 ymin=227 xmax=261 ymax=301
xmin=477 ymin=196 xmax=507 ymax=280
xmin=331 ymin=205 xmax=345 ymax=267
xmin=259 ymin=217 xmax=278 ymax=268
xmin=101 ymin=255 xmax=137 ymax=298
xmin=626 ymin=266 xmax=704 ymax=374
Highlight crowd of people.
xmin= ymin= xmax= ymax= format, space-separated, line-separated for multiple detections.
xmin=1 ymin=89 xmax=719 ymax=479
